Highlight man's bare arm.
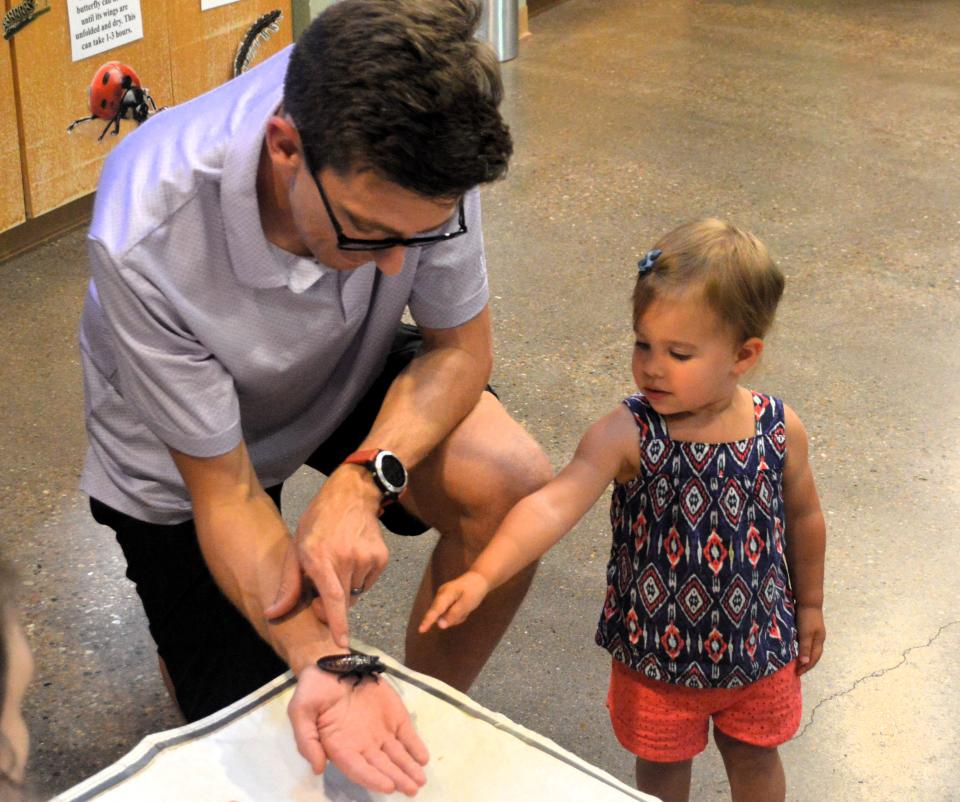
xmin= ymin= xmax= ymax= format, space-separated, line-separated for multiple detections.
xmin=268 ymin=307 xmax=496 ymax=645
xmin=169 ymin=442 xmax=429 ymax=794
xmin=170 ymin=441 xmax=342 ymax=670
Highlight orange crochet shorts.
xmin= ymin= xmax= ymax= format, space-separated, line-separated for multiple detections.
xmin=607 ymin=659 xmax=802 ymax=763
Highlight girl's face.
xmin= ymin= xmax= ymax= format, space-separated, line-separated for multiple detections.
xmin=0 ymin=614 xmax=33 ymax=784
xmin=632 ymin=291 xmax=751 ymax=420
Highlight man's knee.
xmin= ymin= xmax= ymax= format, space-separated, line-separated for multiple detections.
xmin=462 ymin=436 xmax=551 ymax=541
xmin=482 ymin=429 xmax=552 ymax=508
xmin=408 ymin=396 xmax=552 ymax=530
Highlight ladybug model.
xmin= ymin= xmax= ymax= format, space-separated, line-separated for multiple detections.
xmin=67 ymin=61 xmax=158 ymax=141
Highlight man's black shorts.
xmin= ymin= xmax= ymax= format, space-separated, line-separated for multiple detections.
xmin=89 ymin=324 xmax=473 ymax=721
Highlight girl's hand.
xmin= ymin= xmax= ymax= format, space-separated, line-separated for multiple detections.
xmin=795 ymin=604 xmax=826 ymax=676
xmin=417 ymin=571 xmax=491 ymax=633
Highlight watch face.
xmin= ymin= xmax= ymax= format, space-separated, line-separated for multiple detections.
xmin=376 ymin=452 xmax=407 ymax=492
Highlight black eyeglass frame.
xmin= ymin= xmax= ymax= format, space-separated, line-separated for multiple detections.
xmin=303 ymin=150 xmax=467 ymax=252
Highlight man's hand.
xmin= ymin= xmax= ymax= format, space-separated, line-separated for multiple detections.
xmin=417 ymin=571 xmax=491 ymax=633
xmin=266 ymin=466 xmax=389 ymax=647
xmin=795 ymin=604 xmax=825 ymax=676
xmin=289 ymin=664 xmax=429 ymax=796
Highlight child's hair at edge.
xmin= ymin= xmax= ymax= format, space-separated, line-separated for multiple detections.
xmin=633 ymin=218 xmax=785 ymax=343
xmin=0 ymin=555 xmax=17 ymax=787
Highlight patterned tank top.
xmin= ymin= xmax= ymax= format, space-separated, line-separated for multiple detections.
xmin=595 ymin=392 xmax=798 ymax=688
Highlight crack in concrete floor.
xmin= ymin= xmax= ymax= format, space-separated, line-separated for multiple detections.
xmin=796 ymin=619 xmax=960 ymax=739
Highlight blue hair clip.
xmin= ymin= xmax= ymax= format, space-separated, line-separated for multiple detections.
xmin=637 ymin=249 xmax=662 ymax=276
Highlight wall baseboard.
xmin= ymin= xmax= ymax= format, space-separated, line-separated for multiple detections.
xmin=0 ymin=194 xmax=94 ymax=264
xmin=527 ymin=0 xmax=569 ymax=18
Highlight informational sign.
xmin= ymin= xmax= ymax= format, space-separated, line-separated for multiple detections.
xmin=68 ymin=0 xmax=144 ymax=62
xmin=201 ymin=0 xmax=242 ymax=10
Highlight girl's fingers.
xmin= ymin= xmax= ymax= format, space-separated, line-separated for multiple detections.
xmin=796 ymin=630 xmax=825 ymax=675
xmin=441 ymin=600 xmax=470 ymax=628
xmin=417 ymin=586 xmax=461 ymax=633
xmin=417 ymin=601 xmax=450 ymax=633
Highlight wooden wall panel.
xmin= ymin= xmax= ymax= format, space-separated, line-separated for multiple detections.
xmin=167 ymin=0 xmax=293 ymax=105
xmin=0 ymin=38 xmax=26 ymax=232
xmin=4 ymin=0 xmax=292 ymax=238
xmin=13 ymin=3 xmax=173 ymax=217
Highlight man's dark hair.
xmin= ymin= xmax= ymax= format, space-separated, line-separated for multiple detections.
xmin=284 ymin=0 xmax=512 ymax=199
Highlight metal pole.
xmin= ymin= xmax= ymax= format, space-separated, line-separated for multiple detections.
xmin=477 ymin=0 xmax=519 ymax=62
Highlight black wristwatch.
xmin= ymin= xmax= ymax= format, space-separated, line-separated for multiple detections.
xmin=343 ymin=449 xmax=408 ymax=506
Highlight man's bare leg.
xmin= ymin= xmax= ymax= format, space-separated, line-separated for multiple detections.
xmin=401 ymin=392 xmax=552 ymax=690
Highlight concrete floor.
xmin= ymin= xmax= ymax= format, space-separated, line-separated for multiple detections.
xmin=4 ymin=1 xmax=959 ymax=799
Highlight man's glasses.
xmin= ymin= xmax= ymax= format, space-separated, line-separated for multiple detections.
xmin=304 ymin=151 xmax=467 ymax=252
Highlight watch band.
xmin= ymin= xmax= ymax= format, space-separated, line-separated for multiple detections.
xmin=343 ymin=448 xmax=407 ymax=506
xmin=344 ymin=448 xmax=379 ymax=465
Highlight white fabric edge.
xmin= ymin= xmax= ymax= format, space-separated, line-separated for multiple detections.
xmin=52 ymin=639 xmax=653 ymax=801
xmin=50 ymin=672 xmax=296 ymax=801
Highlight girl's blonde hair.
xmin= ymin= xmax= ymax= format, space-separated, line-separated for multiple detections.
xmin=633 ymin=218 xmax=784 ymax=342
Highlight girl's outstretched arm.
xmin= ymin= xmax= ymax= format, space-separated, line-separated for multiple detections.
xmin=418 ymin=404 xmax=641 ymax=632
xmin=782 ymin=405 xmax=827 ymax=676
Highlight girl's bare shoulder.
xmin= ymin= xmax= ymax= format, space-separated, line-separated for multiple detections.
xmin=575 ymin=403 xmax=642 ymax=484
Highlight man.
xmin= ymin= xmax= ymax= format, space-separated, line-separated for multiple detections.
xmin=79 ymin=0 xmax=551 ymax=795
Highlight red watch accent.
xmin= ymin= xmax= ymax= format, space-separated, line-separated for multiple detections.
xmin=344 ymin=449 xmax=379 ymax=466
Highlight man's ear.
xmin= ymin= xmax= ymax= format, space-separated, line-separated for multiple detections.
xmin=264 ymin=115 xmax=303 ymax=176
xmin=733 ymin=336 xmax=764 ymax=376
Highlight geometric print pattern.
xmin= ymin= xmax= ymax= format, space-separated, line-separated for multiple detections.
xmin=596 ymin=392 xmax=798 ymax=688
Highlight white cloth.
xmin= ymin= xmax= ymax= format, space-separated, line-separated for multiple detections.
xmin=53 ymin=644 xmax=658 ymax=802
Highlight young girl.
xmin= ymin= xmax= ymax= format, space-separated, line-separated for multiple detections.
xmin=419 ymin=219 xmax=826 ymax=802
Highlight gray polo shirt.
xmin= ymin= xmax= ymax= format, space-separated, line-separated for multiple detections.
xmin=79 ymin=47 xmax=489 ymax=524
